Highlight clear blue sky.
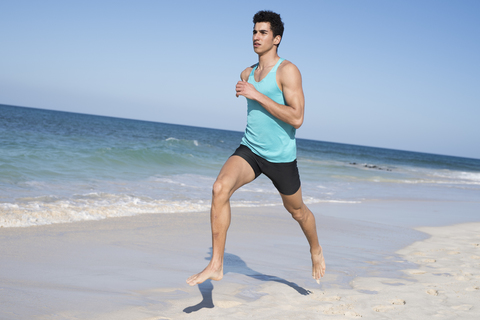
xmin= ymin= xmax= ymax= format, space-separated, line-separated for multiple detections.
xmin=1 ymin=0 xmax=479 ymax=159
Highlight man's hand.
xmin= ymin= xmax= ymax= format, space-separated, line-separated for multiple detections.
xmin=235 ymin=80 xmax=258 ymax=99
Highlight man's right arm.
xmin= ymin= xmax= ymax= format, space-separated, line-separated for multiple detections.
xmin=236 ymin=67 xmax=253 ymax=97
xmin=240 ymin=67 xmax=252 ymax=82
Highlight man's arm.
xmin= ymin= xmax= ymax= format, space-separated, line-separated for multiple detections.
xmin=240 ymin=67 xmax=252 ymax=82
xmin=235 ymin=61 xmax=305 ymax=129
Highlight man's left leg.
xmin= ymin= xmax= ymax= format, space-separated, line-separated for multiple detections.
xmin=281 ymin=187 xmax=326 ymax=281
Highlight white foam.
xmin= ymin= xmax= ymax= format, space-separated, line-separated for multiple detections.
xmin=0 ymin=191 xmax=359 ymax=228
xmin=165 ymin=137 xmax=199 ymax=147
xmin=431 ymin=170 xmax=480 ymax=184
xmin=0 ymin=195 xmax=212 ymax=228
xmin=303 ymin=197 xmax=361 ymax=205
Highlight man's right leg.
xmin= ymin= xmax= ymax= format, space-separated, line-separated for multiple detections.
xmin=186 ymin=155 xmax=255 ymax=286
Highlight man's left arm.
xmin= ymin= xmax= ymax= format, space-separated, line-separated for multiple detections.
xmin=235 ymin=62 xmax=305 ymax=129
xmin=277 ymin=62 xmax=305 ymax=129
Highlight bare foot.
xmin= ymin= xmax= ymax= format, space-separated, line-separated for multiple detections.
xmin=312 ymin=246 xmax=326 ymax=283
xmin=186 ymin=263 xmax=224 ymax=286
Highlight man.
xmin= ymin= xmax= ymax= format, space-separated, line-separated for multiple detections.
xmin=187 ymin=10 xmax=325 ymax=286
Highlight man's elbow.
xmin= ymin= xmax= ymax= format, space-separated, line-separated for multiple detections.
xmin=292 ymin=117 xmax=303 ymax=129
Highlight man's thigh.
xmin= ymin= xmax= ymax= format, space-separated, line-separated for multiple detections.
xmin=280 ymin=186 xmax=304 ymax=212
xmin=215 ymin=155 xmax=256 ymax=194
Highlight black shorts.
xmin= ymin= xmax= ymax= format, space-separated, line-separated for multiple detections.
xmin=232 ymin=144 xmax=301 ymax=195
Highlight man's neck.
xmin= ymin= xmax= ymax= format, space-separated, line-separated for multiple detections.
xmin=257 ymin=50 xmax=280 ymax=70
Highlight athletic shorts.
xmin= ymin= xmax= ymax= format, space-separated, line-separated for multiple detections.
xmin=232 ymin=144 xmax=301 ymax=196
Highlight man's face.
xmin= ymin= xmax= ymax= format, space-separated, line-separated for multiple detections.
xmin=253 ymin=22 xmax=280 ymax=54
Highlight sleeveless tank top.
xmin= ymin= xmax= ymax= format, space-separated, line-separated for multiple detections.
xmin=241 ymin=58 xmax=297 ymax=163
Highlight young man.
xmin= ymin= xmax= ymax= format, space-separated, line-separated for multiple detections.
xmin=187 ymin=10 xmax=325 ymax=286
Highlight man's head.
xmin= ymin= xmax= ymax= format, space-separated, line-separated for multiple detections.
xmin=253 ymin=10 xmax=284 ymax=48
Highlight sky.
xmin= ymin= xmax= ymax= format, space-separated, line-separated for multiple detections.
xmin=1 ymin=0 xmax=479 ymax=159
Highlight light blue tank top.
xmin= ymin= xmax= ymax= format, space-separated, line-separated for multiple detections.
xmin=241 ymin=58 xmax=297 ymax=163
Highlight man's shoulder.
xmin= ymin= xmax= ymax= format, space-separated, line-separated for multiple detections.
xmin=278 ymin=59 xmax=300 ymax=74
xmin=240 ymin=64 xmax=257 ymax=81
xmin=277 ymin=59 xmax=302 ymax=87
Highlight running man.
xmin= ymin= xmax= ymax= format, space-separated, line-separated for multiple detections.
xmin=187 ymin=10 xmax=325 ymax=286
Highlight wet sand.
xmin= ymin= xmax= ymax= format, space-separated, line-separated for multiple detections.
xmin=1 ymin=201 xmax=479 ymax=319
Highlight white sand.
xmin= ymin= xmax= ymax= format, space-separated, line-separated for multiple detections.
xmin=307 ymin=222 xmax=480 ymax=319
xmin=1 ymin=202 xmax=479 ymax=319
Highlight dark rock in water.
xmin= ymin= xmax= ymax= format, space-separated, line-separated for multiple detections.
xmin=350 ymin=162 xmax=393 ymax=172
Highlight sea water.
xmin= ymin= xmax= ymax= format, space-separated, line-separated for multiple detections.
xmin=1 ymin=104 xmax=479 ymax=228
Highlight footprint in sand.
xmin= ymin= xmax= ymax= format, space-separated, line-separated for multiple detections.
xmin=448 ymin=251 xmax=460 ymax=255
xmin=391 ymin=299 xmax=406 ymax=305
xmin=432 ymin=272 xmax=452 ymax=277
xmin=215 ymin=300 xmax=243 ymax=308
xmin=471 ymin=255 xmax=480 ymax=259
xmin=382 ymin=281 xmax=406 ymax=286
xmin=321 ymin=296 xmax=341 ymax=302
xmin=473 ymin=243 xmax=480 ymax=247
xmin=373 ymin=305 xmax=395 ymax=312
xmin=455 ymin=273 xmax=471 ymax=281
xmin=452 ymin=304 xmax=473 ymax=311
xmin=313 ymin=292 xmax=341 ymax=301
xmin=465 ymin=286 xmax=479 ymax=292
xmin=324 ymin=295 xmax=342 ymax=302
xmin=408 ymin=270 xmax=426 ymax=275
xmin=412 ymin=252 xmax=425 ymax=256
xmin=345 ymin=311 xmax=362 ymax=317
xmin=419 ymin=258 xmax=436 ymax=263
xmin=323 ymin=304 xmax=356 ymax=315
xmin=426 ymin=289 xmax=438 ymax=296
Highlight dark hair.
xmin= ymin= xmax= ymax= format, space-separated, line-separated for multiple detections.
xmin=253 ymin=10 xmax=284 ymax=46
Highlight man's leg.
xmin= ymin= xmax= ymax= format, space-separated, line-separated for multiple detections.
xmin=281 ymin=187 xmax=326 ymax=281
xmin=186 ymin=155 xmax=256 ymax=286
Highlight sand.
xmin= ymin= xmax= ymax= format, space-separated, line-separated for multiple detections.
xmin=1 ymin=201 xmax=479 ymax=319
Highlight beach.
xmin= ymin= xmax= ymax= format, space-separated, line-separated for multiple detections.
xmin=2 ymin=105 xmax=480 ymax=318
xmin=2 ymin=200 xmax=479 ymax=319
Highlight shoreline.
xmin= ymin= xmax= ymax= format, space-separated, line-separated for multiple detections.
xmin=1 ymin=201 xmax=479 ymax=319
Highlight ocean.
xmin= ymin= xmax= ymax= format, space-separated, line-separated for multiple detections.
xmin=1 ymin=104 xmax=479 ymax=228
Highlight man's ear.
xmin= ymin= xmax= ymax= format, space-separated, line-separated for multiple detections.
xmin=274 ymin=35 xmax=281 ymax=46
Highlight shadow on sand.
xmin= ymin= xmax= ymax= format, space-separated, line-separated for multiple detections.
xmin=183 ymin=249 xmax=311 ymax=313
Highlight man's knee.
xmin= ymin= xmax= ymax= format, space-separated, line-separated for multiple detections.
xmin=212 ymin=179 xmax=231 ymax=200
xmin=285 ymin=202 xmax=307 ymax=222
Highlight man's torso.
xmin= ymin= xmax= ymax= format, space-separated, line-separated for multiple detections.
xmin=241 ymin=58 xmax=297 ymax=163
